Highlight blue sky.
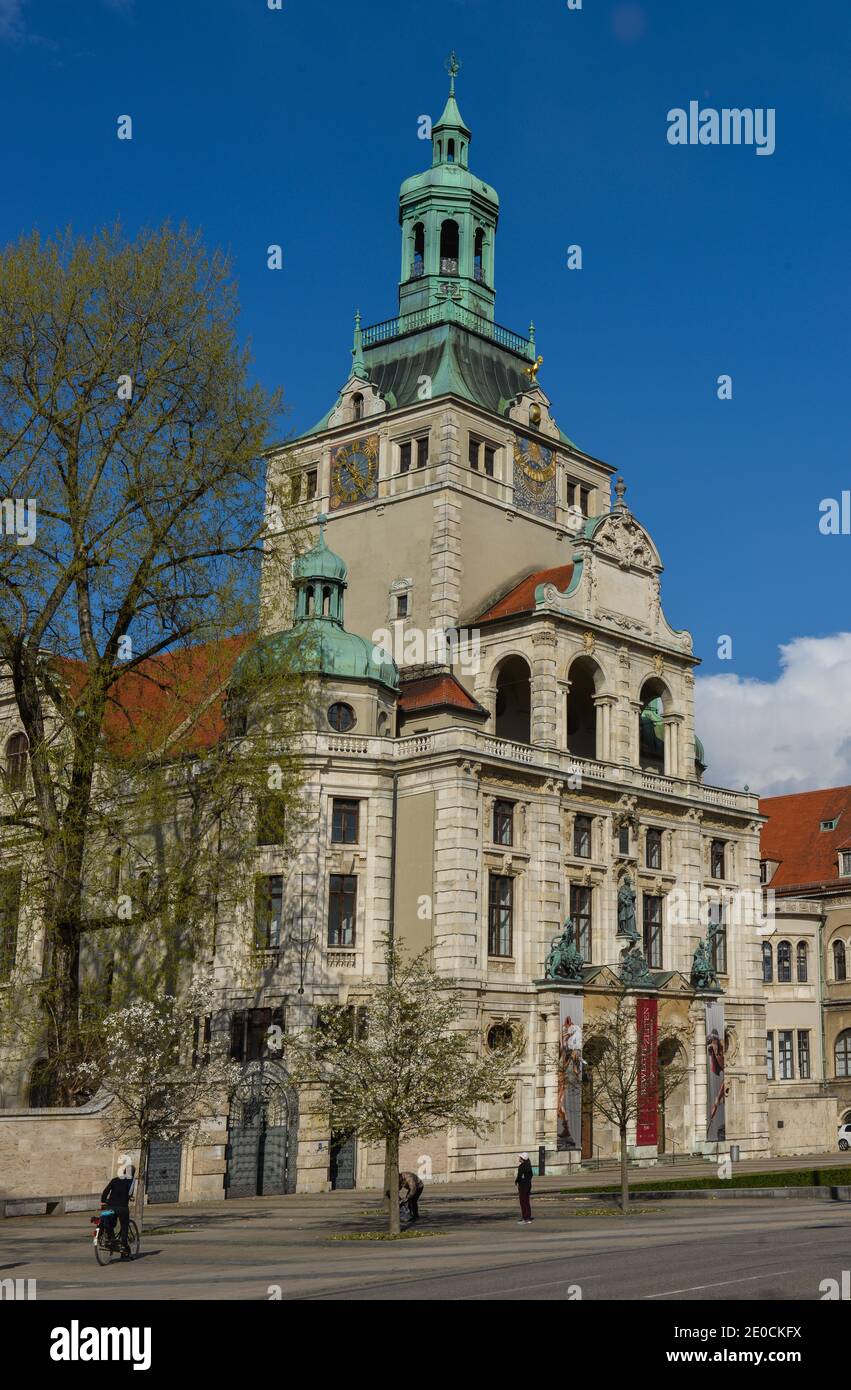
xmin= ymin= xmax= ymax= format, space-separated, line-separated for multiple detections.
xmin=2 ymin=0 xmax=849 ymax=789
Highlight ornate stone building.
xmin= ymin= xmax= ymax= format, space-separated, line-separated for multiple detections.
xmin=212 ymin=61 xmax=771 ymax=1194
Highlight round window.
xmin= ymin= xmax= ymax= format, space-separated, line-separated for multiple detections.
xmin=328 ymin=702 xmax=356 ymax=733
xmin=487 ymin=1022 xmax=514 ymax=1052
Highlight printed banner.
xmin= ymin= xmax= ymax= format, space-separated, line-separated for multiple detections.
xmin=635 ymin=996 xmax=658 ymax=1146
xmin=705 ymin=999 xmax=726 ymax=1141
xmin=557 ymin=995 xmax=583 ymax=1151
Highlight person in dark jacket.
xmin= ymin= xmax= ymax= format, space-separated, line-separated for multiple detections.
xmin=398 ymin=1170 xmax=424 ymax=1223
xmin=101 ymin=1162 xmax=135 ymax=1257
xmin=515 ymin=1152 xmax=533 ymax=1223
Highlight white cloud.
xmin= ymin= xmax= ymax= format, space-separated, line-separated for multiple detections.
xmin=0 ymin=0 xmax=24 ymax=41
xmin=695 ymin=633 xmax=851 ymax=797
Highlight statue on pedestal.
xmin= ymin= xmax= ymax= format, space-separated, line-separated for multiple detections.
xmin=619 ymin=942 xmax=653 ymax=987
xmin=616 ymin=874 xmax=638 ymax=942
xmin=690 ymin=935 xmax=720 ymax=991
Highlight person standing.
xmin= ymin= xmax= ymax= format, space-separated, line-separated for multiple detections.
xmin=398 ymin=1170 xmax=424 ymax=1223
xmin=515 ymin=1152 xmax=533 ymax=1224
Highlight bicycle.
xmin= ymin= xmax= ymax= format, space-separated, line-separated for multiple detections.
xmin=91 ymin=1209 xmax=140 ymax=1266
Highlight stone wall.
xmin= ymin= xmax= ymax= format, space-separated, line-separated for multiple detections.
xmin=0 ymin=1096 xmax=122 ymax=1204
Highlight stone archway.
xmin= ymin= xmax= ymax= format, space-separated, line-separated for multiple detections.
xmin=226 ymin=1061 xmax=298 ymax=1197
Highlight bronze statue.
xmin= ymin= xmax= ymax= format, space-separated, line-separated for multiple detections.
xmin=544 ymin=920 xmax=585 ymax=981
xmin=690 ymin=935 xmax=720 ymax=991
xmin=619 ymin=943 xmax=653 ymax=987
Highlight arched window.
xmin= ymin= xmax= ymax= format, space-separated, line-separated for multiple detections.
xmin=835 ymin=1029 xmax=851 ymax=1078
xmin=5 ymin=732 xmax=28 ymax=792
xmin=412 ymin=222 xmax=425 ymax=278
xmin=796 ymin=940 xmax=808 ymax=983
xmin=447 ymin=138 xmax=455 ymax=163
xmin=834 ymin=939 xmax=847 ymax=982
xmin=566 ymin=657 xmax=600 ymax=760
xmin=474 ymin=228 xmax=485 ymax=283
xmin=762 ymin=942 xmax=773 ymax=982
xmin=440 ymin=220 xmax=459 ymax=275
xmin=322 ymin=585 xmax=331 ymax=616
xmin=351 ymin=393 xmax=364 ymax=421
xmin=777 ymin=940 xmax=792 ymax=983
xmin=435 ymin=140 xmax=442 ymax=161
xmin=494 ymin=656 xmax=531 ymax=745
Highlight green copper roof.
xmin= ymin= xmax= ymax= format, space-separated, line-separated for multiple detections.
xmin=233 ymin=621 xmax=399 ymax=693
xmin=292 ymin=526 xmax=348 ymax=582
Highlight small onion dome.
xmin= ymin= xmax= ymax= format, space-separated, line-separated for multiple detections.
xmin=292 ymin=520 xmax=348 ymax=584
xmin=231 ymin=623 xmax=398 ymax=693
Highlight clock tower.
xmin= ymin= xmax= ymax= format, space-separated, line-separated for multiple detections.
xmin=263 ymin=57 xmax=616 ymax=647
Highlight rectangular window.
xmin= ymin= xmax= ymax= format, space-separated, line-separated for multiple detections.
xmin=256 ymin=794 xmax=287 ymax=847
xmin=395 ymin=592 xmax=409 ymax=619
xmin=778 ymin=1029 xmax=794 ymax=1080
xmin=646 ymin=827 xmax=662 ymax=870
xmin=569 ymin=884 xmax=592 ymax=963
xmin=254 ymin=874 xmax=284 ymax=950
xmin=493 ymin=800 xmax=514 ymax=847
xmin=483 ymin=444 xmax=496 ymax=478
xmin=488 ymin=873 xmax=513 ymax=957
xmin=0 ymin=866 xmax=21 ymax=981
xmin=579 ymin=485 xmax=591 ymax=517
xmin=416 ymin=435 xmax=429 ymax=469
xmin=759 ymin=860 xmax=768 ymax=884
xmin=229 ymin=1006 xmax=284 ymax=1063
xmin=289 ymin=474 xmax=301 ymax=505
xmin=468 ymin=435 xmax=480 ymax=470
xmin=766 ymin=1031 xmax=775 ymax=1081
xmin=192 ymin=1014 xmax=212 ymax=1068
xmin=841 ymin=852 xmax=851 ymax=877
xmin=332 ymin=798 xmax=360 ymax=845
xmin=573 ymin=815 xmax=592 ymax=859
xmin=328 ymin=874 xmax=357 ymax=946
xmin=797 ymin=1030 xmax=811 ymax=1080
xmin=399 ymin=440 xmax=412 ymax=474
xmin=469 ymin=436 xmax=496 ymax=475
xmin=709 ymin=902 xmax=727 ymax=975
xmin=711 ymin=839 xmax=726 ymax=880
xmin=643 ymin=894 xmax=663 ymax=970
xmin=618 ymin=823 xmax=630 ymax=856
xmin=305 ymin=468 xmax=318 ymax=501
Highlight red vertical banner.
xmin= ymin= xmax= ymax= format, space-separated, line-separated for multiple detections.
xmin=636 ymin=997 xmax=658 ymax=1146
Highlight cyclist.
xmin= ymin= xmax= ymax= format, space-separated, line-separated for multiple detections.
xmin=100 ymin=1161 xmax=135 ymax=1259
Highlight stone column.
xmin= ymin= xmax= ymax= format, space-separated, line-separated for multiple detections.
xmin=531 ymin=630 xmax=558 ymax=748
xmin=593 ymin=694 xmax=617 ymax=763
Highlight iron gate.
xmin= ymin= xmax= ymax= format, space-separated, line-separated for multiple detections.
xmin=226 ymin=1063 xmax=293 ymax=1197
xmin=146 ymin=1138 xmax=183 ymax=1203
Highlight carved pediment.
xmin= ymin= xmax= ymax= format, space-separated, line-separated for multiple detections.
xmin=593 ymin=511 xmax=661 ymax=572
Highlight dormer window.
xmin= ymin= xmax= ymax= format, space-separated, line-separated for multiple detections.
xmin=351 ymin=393 xmax=364 ymax=422
xmin=821 ymin=817 xmax=839 ymax=831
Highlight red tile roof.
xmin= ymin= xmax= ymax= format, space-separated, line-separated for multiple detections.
xmin=54 ymin=636 xmax=251 ymax=759
xmin=759 ymin=784 xmax=851 ymax=891
xmin=398 ymin=673 xmax=486 ymax=717
xmin=476 ymin=563 xmax=574 ymax=622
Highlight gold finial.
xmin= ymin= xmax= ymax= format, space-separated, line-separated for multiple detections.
xmin=524 ymin=354 xmax=543 ymax=383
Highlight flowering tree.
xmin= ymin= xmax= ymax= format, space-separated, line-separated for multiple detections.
xmin=287 ymin=937 xmax=523 ymax=1234
xmin=78 ymin=985 xmax=240 ymax=1226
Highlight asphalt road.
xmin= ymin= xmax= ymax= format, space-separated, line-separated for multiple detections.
xmin=3 ymin=1186 xmax=851 ymax=1302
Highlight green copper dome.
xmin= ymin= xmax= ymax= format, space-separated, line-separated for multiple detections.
xmin=232 ymin=519 xmax=398 ymax=693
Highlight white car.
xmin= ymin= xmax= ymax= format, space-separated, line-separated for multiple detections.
xmin=838 ymin=1123 xmax=851 ymax=1152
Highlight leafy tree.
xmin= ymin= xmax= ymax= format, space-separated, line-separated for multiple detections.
xmin=287 ymin=937 xmax=523 ymax=1234
xmin=0 ymin=223 xmax=308 ymax=1101
xmin=77 ymin=985 xmax=241 ymax=1227
xmin=582 ymin=990 xmax=691 ymax=1213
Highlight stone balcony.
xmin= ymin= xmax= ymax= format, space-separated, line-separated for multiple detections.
xmin=302 ymin=727 xmax=760 ymax=817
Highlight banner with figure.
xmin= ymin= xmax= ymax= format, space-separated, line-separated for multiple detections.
xmin=705 ymin=1000 xmax=726 ymax=1141
xmin=557 ymin=996 xmax=583 ymax=1151
xmin=635 ymin=997 xmax=658 ymax=1146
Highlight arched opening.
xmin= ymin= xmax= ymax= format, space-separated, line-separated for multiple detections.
xmin=796 ymin=940 xmax=808 ymax=982
xmin=5 ymin=732 xmax=28 ymax=792
xmin=412 ymin=222 xmax=424 ymax=278
xmin=322 ymin=585 xmax=331 ymax=617
xmin=834 ymin=939 xmax=847 ymax=982
xmin=657 ymin=1039 xmax=688 ymax=1155
xmin=28 ymin=1058 xmax=55 ymax=1109
xmin=351 ymin=392 xmax=364 ymax=421
xmin=474 ymin=228 xmax=485 ymax=283
xmin=566 ymin=657 xmax=600 ymax=759
xmin=435 ymin=140 xmax=442 ymax=161
xmin=638 ymin=678 xmax=669 ymax=773
xmin=494 ymin=656 xmax=531 ymax=745
xmin=835 ymin=1029 xmax=851 ymax=1079
xmin=447 ymin=138 xmax=456 ymax=163
xmin=440 ymin=219 xmax=459 ymax=275
xmin=777 ymin=940 xmax=792 ymax=982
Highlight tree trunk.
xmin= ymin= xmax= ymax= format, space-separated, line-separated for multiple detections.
xmin=133 ymin=1139 xmax=149 ymax=1231
xmin=620 ymin=1124 xmax=629 ymax=1214
xmin=383 ymin=1131 xmax=400 ymax=1235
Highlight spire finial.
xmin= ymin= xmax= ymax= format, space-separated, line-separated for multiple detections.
xmin=351 ymin=309 xmax=368 ymax=381
xmin=614 ymin=476 xmax=627 ymax=509
xmin=445 ymin=50 xmax=461 ymax=96
xmin=317 ymin=512 xmax=328 ymax=542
